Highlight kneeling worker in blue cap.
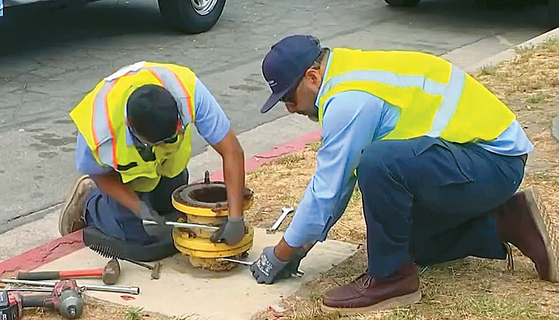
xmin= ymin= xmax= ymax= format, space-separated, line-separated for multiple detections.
xmin=249 ymin=35 xmax=558 ymax=313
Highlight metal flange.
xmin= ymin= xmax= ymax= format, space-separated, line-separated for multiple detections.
xmin=172 ymin=182 xmax=254 ymax=217
xmin=172 ymin=226 xmax=254 ymax=258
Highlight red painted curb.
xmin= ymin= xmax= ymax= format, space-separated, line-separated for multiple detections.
xmin=210 ymin=130 xmax=321 ymax=181
xmin=0 ymin=129 xmax=322 ymax=276
xmin=0 ymin=230 xmax=84 ymax=278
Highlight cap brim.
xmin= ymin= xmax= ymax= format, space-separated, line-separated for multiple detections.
xmin=260 ymin=86 xmax=290 ymax=113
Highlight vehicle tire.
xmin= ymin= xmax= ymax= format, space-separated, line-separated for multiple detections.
xmin=384 ymin=0 xmax=421 ymax=7
xmin=550 ymin=0 xmax=559 ymax=27
xmin=158 ymin=0 xmax=226 ymax=34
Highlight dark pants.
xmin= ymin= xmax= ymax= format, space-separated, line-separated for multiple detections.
xmin=84 ymin=170 xmax=189 ymax=244
xmin=357 ymin=137 xmax=525 ymax=279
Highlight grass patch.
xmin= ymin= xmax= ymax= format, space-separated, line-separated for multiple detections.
xmin=307 ymin=140 xmax=322 ymax=152
xmin=382 ymin=308 xmax=419 ymax=320
xmin=540 ymin=37 xmax=559 ymax=52
xmin=515 ymin=44 xmax=536 ymax=56
xmin=495 ymin=71 xmax=511 ymax=80
xmin=528 ymin=93 xmax=547 ymax=103
xmin=479 ymin=64 xmax=498 ymax=75
xmin=124 ymin=306 xmax=144 ymax=320
xmin=274 ymin=153 xmax=307 ymax=166
xmin=467 ymin=295 xmax=543 ymax=319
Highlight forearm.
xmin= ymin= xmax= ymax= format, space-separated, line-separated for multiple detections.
xmin=213 ymin=130 xmax=245 ymax=219
xmin=274 ymin=237 xmax=316 ymax=261
xmin=89 ymin=171 xmax=142 ymax=212
xmin=222 ymin=143 xmax=245 ymax=218
xmin=274 ymin=237 xmax=297 ymax=261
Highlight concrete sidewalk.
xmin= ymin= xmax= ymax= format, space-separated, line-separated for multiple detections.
xmin=34 ymin=229 xmax=358 ymax=320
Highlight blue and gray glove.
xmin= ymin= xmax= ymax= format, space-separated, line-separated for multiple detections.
xmin=210 ymin=216 xmax=245 ymax=245
xmin=276 ymin=246 xmax=310 ymax=279
xmin=135 ymin=201 xmax=166 ymax=225
xmin=250 ymin=246 xmax=289 ymax=284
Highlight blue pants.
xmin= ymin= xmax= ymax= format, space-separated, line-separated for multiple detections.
xmin=357 ymin=137 xmax=525 ymax=279
xmin=84 ymin=171 xmax=188 ymax=244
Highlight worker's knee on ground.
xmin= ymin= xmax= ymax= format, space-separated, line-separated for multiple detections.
xmin=83 ymin=225 xmax=178 ymax=262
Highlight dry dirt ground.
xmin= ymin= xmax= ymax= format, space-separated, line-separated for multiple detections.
xmin=10 ymin=39 xmax=559 ymax=320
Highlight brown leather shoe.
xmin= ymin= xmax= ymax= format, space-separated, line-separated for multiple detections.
xmin=321 ymin=263 xmax=421 ymax=314
xmin=493 ymin=186 xmax=558 ymax=282
xmin=58 ymin=175 xmax=96 ymax=236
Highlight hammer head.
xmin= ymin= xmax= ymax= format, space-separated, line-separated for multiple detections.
xmin=151 ymin=262 xmax=161 ymax=280
xmin=102 ymin=259 xmax=121 ymax=285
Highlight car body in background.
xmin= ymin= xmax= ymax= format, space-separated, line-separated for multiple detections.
xmin=0 ymin=0 xmax=226 ymax=33
xmin=384 ymin=0 xmax=559 ymax=27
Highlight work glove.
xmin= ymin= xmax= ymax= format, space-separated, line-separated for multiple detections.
xmin=250 ymin=246 xmax=289 ymax=284
xmin=276 ymin=246 xmax=309 ymax=280
xmin=210 ymin=216 xmax=245 ymax=245
xmin=135 ymin=201 xmax=166 ymax=225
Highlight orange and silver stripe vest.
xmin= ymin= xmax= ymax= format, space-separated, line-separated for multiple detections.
xmin=70 ymin=61 xmax=197 ymax=192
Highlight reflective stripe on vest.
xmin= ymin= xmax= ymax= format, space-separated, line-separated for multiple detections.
xmin=321 ymin=70 xmax=448 ymax=97
xmin=428 ymin=66 xmax=465 ymax=137
xmin=317 ymin=48 xmax=514 ymax=143
xmin=92 ymin=79 xmax=121 ymax=169
xmin=145 ymin=66 xmax=196 ymax=123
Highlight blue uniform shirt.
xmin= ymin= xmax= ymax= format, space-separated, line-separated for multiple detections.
xmin=75 ymin=77 xmax=231 ymax=175
xmin=283 ymin=89 xmax=534 ymax=248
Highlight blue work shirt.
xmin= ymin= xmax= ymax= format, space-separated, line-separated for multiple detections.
xmin=75 ymin=77 xmax=231 ymax=175
xmin=283 ymin=90 xmax=533 ymax=248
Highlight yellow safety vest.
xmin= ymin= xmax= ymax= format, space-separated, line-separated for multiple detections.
xmin=70 ymin=61 xmax=197 ymax=192
xmin=318 ymin=48 xmax=515 ymax=143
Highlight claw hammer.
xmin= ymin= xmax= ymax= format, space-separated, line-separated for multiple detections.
xmin=16 ymin=259 xmax=121 ymax=285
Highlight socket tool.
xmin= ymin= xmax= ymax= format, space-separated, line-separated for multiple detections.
xmin=216 ymin=257 xmax=304 ymax=277
xmin=16 ymin=258 xmax=121 ymax=285
xmin=142 ymin=220 xmax=219 ymax=231
xmin=1 ymin=279 xmax=140 ymax=295
xmin=88 ymin=243 xmax=161 ymax=280
xmin=267 ymin=207 xmax=295 ymax=234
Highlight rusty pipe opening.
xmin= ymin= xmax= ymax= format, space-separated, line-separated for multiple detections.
xmin=189 ymin=186 xmax=228 ymax=203
xmin=174 ymin=183 xmax=228 ymax=208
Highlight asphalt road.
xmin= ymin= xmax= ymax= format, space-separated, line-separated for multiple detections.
xmin=0 ymin=0 xmax=551 ymax=234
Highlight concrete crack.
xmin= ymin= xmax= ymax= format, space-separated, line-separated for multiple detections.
xmin=4 ymin=202 xmax=63 ymax=224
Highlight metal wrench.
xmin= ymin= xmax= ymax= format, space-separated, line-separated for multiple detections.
xmin=1 ymin=279 xmax=140 ymax=295
xmin=216 ymin=257 xmax=304 ymax=277
xmin=142 ymin=220 xmax=219 ymax=231
xmin=267 ymin=207 xmax=295 ymax=234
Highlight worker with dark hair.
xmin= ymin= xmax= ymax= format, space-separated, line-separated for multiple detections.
xmin=250 ymin=35 xmax=558 ymax=313
xmin=60 ymin=62 xmax=246 ymax=255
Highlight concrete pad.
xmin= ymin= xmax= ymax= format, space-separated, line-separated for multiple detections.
xmin=34 ymin=228 xmax=358 ymax=320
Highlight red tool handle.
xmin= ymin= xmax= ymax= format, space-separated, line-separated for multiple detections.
xmin=59 ymin=269 xmax=103 ymax=278
xmin=17 ymin=268 xmax=103 ymax=280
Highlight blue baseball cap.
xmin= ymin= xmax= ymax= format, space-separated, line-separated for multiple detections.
xmin=260 ymin=35 xmax=322 ymax=113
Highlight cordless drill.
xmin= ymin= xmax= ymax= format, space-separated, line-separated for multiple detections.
xmin=0 ymin=279 xmax=83 ymax=319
